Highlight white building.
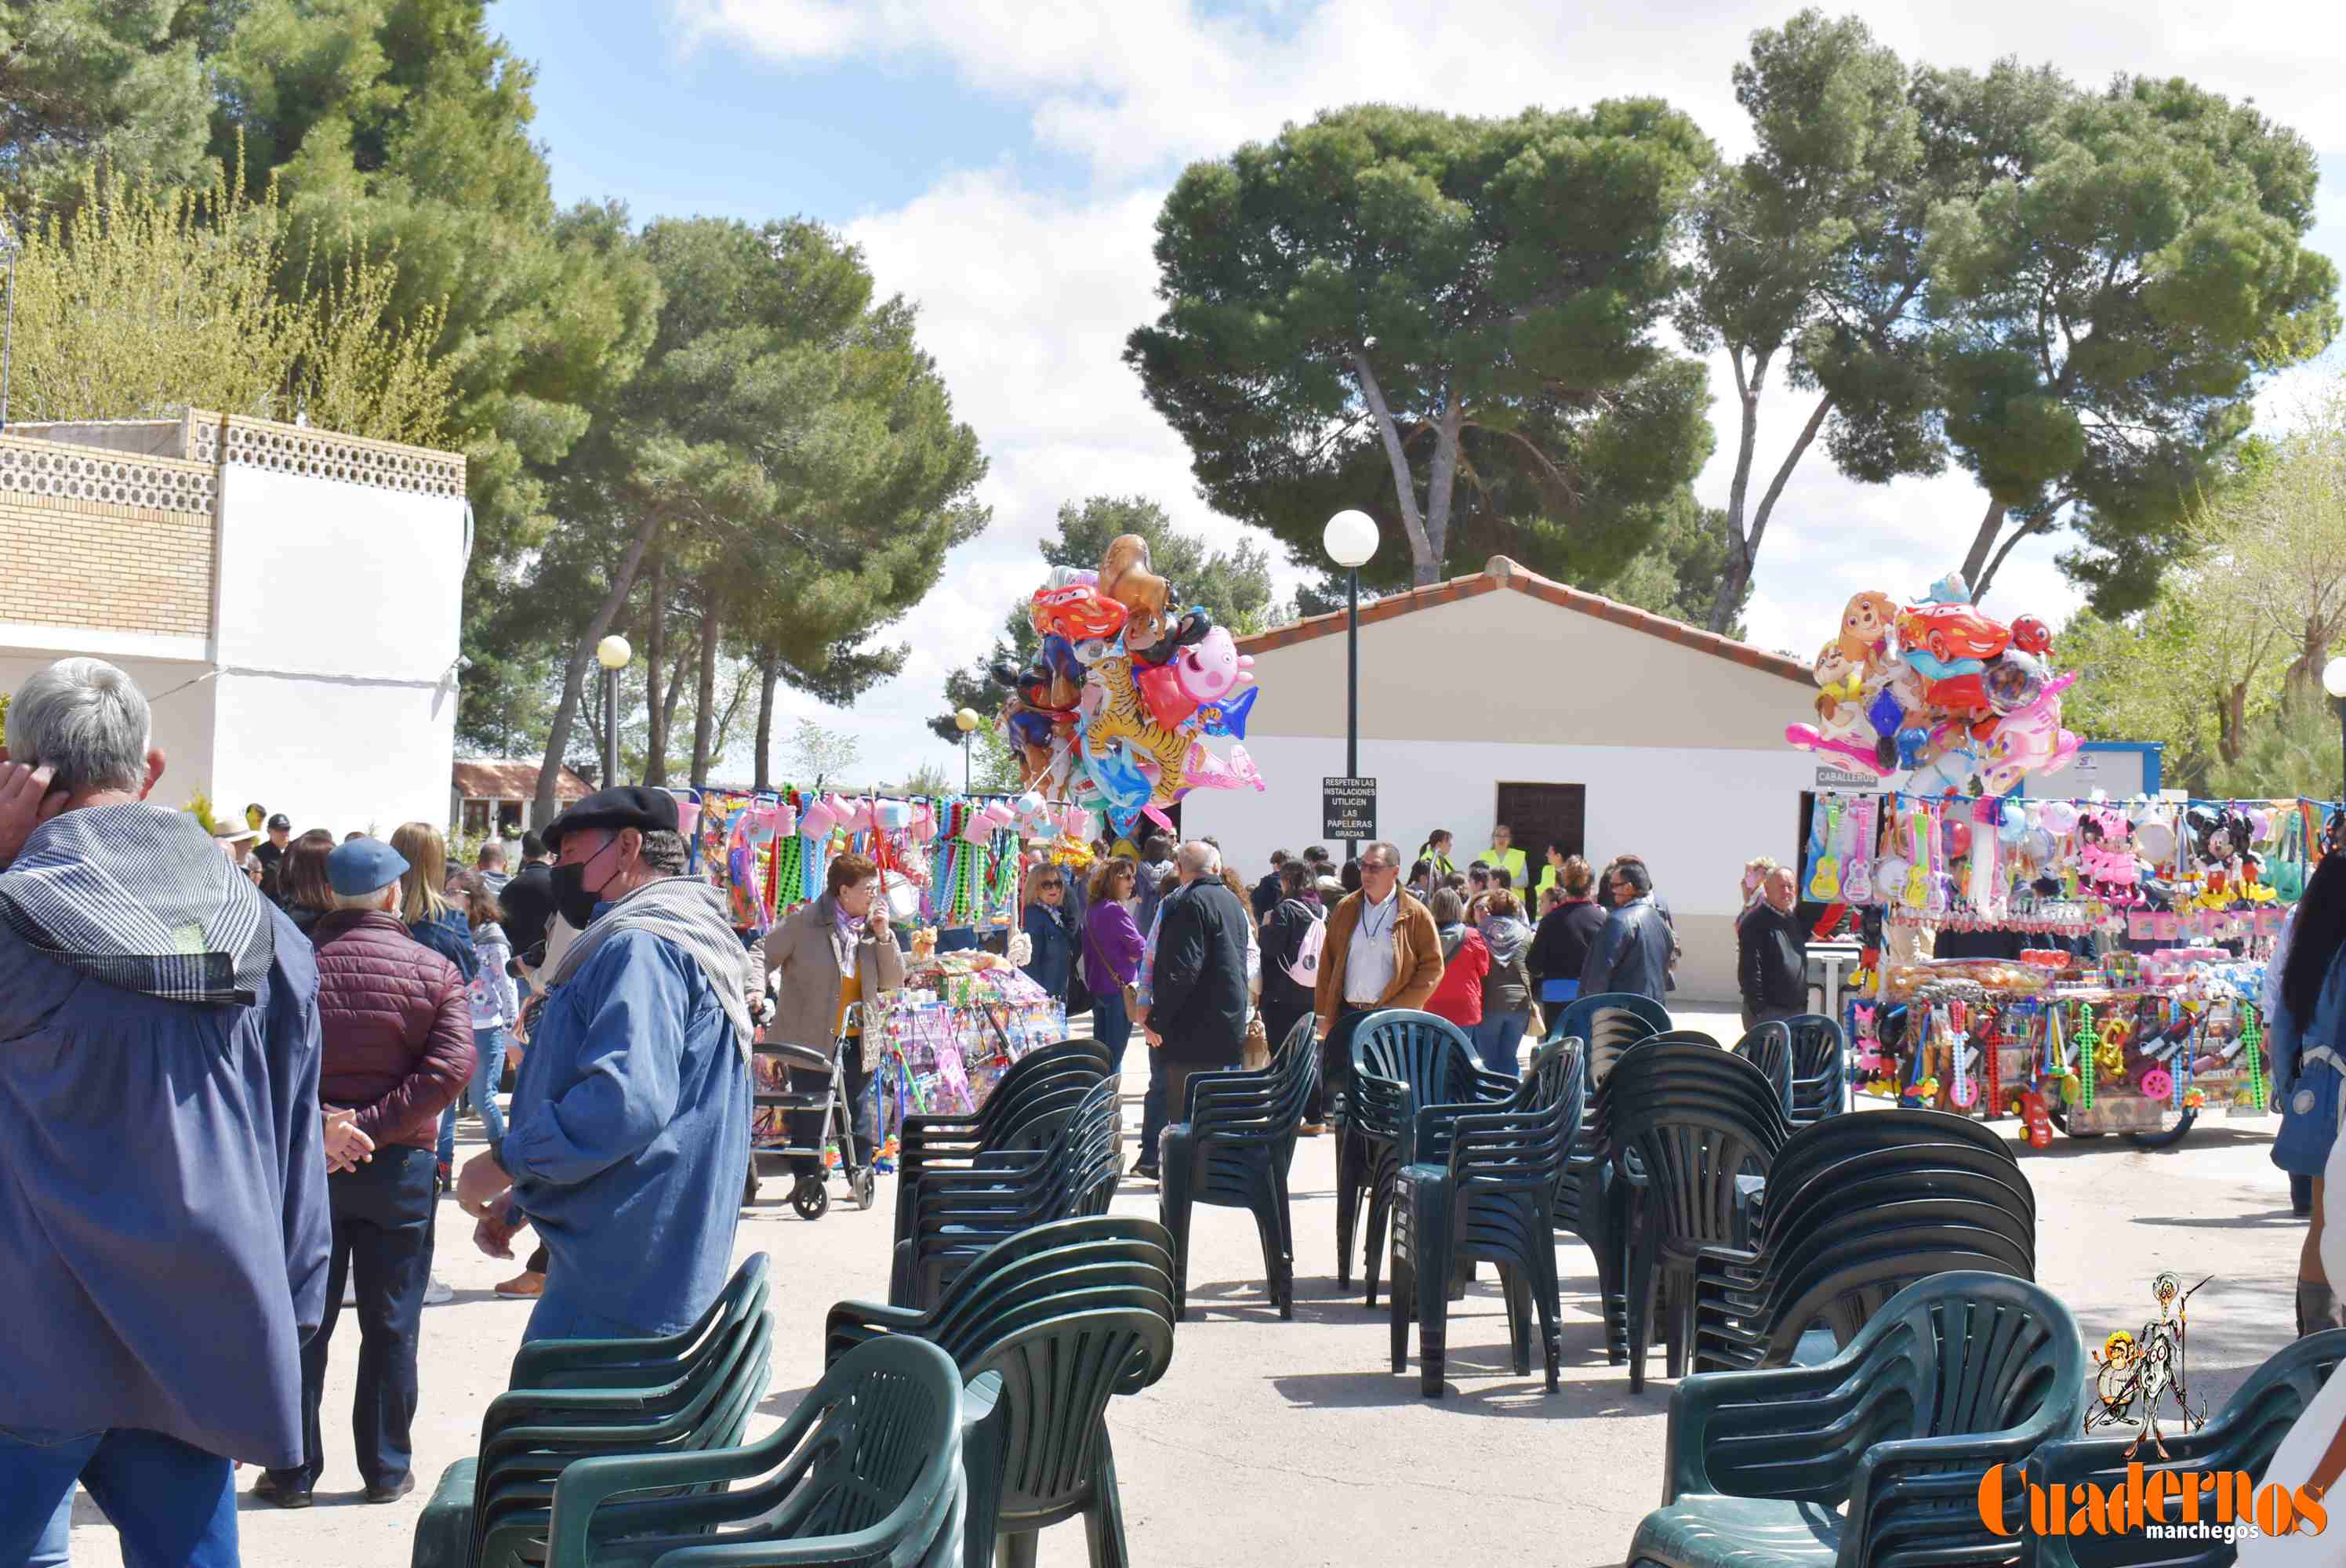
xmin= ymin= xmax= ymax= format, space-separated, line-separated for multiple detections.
xmin=0 ymin=409 xmax=467 ymax=836
xmin=1179 ymin=555 xmax=1827 ymax=1002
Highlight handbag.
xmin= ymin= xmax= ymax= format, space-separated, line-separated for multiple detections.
xmin=1084 ymin=920 xmax=1139 ymax=1017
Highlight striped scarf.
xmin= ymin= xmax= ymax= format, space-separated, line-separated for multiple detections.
xmin=0 ymin=803 xmax=274 ymax=1005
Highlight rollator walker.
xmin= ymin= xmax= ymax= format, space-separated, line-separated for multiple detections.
xmin=748 ymin=1000 xmax=878 ymax=1220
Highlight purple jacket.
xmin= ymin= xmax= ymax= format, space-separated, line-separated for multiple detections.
xmin=1082 ymin=898 xmax=1145 ymax=996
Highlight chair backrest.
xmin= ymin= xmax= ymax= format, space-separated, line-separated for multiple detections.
xmin=1190 ymin=1012 xmax=1321 ymax=1141
xmin=1762 ymin=1109 xmax=2021 ymax=1228
xmin=1556 ymin=992 xmax=1671 ymax=1086
xmin=1607 ymin=1040 xmax=1792 ymax=1145
xmin=1702 ymin=1271 xmax=2081 ymax=1510
xmin=510 ymin=1251 xmax=771 ymax=1390
xmin=1731 ymin=1022 xmax=1794 ymax=1112
xmin=1447 ymin=1054 xmax=1578 ymax=1194
xmin=1782 ymin=1014 xmax=1845 ymax=1093
xmin=1351 ymin=1009 xmax=1480 ymax=1141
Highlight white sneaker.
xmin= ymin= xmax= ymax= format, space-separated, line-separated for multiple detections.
xmin=423 ymin=1276 xmax=454 ymax=1305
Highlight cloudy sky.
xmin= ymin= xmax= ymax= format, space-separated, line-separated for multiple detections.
xmin=491 ymin=0 xmax=2346 ymax=786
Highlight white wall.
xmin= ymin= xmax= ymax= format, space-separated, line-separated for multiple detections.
xmin=208 ymin=464 xmax=465 ymax=833
xmin=0 ymin=648 xmax=217 ymax=807
xmin=1181 ymin=734 xmax=1825 ymax=1002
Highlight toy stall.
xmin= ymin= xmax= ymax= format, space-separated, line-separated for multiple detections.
xmin=1812 ymin=790 xmax=2330 ymax=1148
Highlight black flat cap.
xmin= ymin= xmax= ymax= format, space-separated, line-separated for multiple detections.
xmin=543 ymin=786 xmax=680 ymax=850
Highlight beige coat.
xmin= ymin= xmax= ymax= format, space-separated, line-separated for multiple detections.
xmin=757 ymin=894 xmax=906 ymax=1065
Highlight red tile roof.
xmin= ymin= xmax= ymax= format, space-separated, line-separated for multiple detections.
xmin=452 ymin=759 xmax=592 ymax=802
xmin=1237 ymin=555 xmax=1811 ymax=684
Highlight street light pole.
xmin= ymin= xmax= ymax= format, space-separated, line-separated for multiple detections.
xmin=596 ymin=633 xmax=633 ymax=787
xmin=1322 ymin=510 xmax=1380 ymax=862
xmin=953 ymin=707 xmax=980 ymax=794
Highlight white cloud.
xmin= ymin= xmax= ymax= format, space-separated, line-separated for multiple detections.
xmin=670 ymin=0 xmax=2346 ymax=783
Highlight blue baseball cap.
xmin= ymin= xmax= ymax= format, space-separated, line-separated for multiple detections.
xmin=328 ymin=837 xmax=410 ymax=897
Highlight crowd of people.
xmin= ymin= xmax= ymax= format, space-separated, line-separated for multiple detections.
xmin=0 ymin=659 xmax=758 ymax=1563
xmin=1012 ymin=827 xmax=1704 ymax=1173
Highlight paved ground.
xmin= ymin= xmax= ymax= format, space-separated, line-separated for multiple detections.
xmin=67 ymin=1007 xmax=2310 ymax=1568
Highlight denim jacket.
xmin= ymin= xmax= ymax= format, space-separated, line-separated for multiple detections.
xmin=2269 ymin=943 xmax=2346 ymax=1091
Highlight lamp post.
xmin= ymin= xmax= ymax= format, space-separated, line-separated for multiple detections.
xmin=953 ymin=707 xmax=980 ymax=793
xmin=596 ymin=633 xmax=632 ymax=787
xmin=0 ymin=217 xmax=18 ymax=434
xmin=1322 ymin=510 xmax=1379 ymax=862
xmin=2323 ymin=656 xmax=2346 ymax=809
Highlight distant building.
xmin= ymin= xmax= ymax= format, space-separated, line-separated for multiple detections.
xmin=1178 ymin=554 xmax=1821 ymax=1003
xmin=452 ymin=758 xmax=593 ymax=840
xmin=0 ymin=409 xmax=467 ymax=835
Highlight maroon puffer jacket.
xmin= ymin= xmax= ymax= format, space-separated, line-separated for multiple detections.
xmin=310 ymin=909 xmax=475 ymax=1153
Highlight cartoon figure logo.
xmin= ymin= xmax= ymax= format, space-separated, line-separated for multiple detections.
xmin=2085 ymin=1271 xmax=2210 ymax=1458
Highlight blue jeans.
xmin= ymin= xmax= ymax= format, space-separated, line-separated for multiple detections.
xmin=1135 ymin=1041 xmax=1169 ymax=1174
xmin=0 ymin=1425 xmax=238 ymax=1568
xmin=1090 ymin=986 xmax=1132 ymax=1074
xmin=1468 ymin=1011 xmax=1531 ymax=1078
xmin=437 ymin=1025 xmax=509 ymax=1168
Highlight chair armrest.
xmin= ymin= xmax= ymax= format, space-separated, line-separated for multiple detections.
xmin=821 ymin=1298 xmax=925 ymax=1366
xmin=1467 ymin=1068 xmax=1520 ymax=1101
xmin=1661 ymin=1353 xmax=1878 ymax=1504
xmin=1844 ymin=1405 xmax=2072 ymax=1555
xmin=1407 ymin=1098 xmax=1487 ymax=1166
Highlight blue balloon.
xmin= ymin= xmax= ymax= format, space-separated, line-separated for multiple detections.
xmin=1196 ymin=684 xmax=1258 ymax=739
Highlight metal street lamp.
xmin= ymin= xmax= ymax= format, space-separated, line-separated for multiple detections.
xmin=0 ymin=217 xmax=18 ymax=434
xmin=597 ymin=633 xmax=632 ymax=787
xmin=953 ymin=707 xmax=981 ymax=794
xmin=2323 ymin=656 xmax=2346 ymax=809
xmin=1323 ymin=510 xmax=1379 ymax=861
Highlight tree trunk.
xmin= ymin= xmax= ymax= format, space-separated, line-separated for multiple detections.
xmin=1959 ymin=498 xmax=2010 ymax=599
xmin=2218 ymin=681 xmax=2249 ymax=765
xmin=1706 ymin=353 xmax=1764 ymax=633
xmin=1351 ymin=350 xmax=1436 ymax=584
xmin=642 ymin=550 xmax=669 ymax=785
xmin=1422 ymin=390 xmax=1465 ymax=577
xmin=753 ymin=655 xmax=779 ymax=793
xmin=689 ymin=604 xmax=722 ymax=786
xmin=532 ymin=510 xmax=663 ymax=822
xmin=659 ymin=638 xmax=692 ymax=767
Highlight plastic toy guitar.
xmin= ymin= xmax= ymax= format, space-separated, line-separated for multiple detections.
xmin=1842 ymin=795 xmax=1877 ymax=904
xmin=1901 ymin=800 xmax=1931 ymax=909
xmin=1808 ymin=795 xmax=1844 ymax=901
xmin=1923 ymin=798 xmax=1951 ymax=919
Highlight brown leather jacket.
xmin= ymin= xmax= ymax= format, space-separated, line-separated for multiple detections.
xmin=1313 ymin=889 xmax=1443 ymax=1032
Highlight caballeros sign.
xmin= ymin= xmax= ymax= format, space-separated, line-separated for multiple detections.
xmin=1977 ymin=1464 xmax=2326 ymax=1542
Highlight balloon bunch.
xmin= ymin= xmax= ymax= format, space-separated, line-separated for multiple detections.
xmin=992 ymin=532 xmax=1267 ymax=837
xmin=1785 ymin=572 xmax=2083 ymax=796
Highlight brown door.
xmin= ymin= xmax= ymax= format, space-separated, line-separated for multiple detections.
xmin=1494 ymin=782 xmax=1585 ymax=877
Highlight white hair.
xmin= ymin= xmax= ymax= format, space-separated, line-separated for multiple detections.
xmin=1176 ymin=840 xmax=1222 ymax=876
xmin=332 ymin=883 xmax=401 ymax=913
xmin=9 ymin=658 xmax=152 ymax=795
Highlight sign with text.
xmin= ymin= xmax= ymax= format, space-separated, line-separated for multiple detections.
xmin=1814 ymin=767 xmax=1883 ymax=789
xmin=1323 ymin=776 xmax=1376 ymax=840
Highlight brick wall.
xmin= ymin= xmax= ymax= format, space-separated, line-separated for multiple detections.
xmin=0 ymin=436 xmax=218 ymax=640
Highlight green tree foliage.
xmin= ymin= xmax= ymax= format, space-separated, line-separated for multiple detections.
xmin=1680 ymin=12 xmax=1955 ymax=633
xmin=928 ymin=495 xmax=1275 ymax=742
xmin=0 ymin=1 xmax=218 ymax=212
xmin=1127 ymin=101 xmax=1716 ymax=591
xmin=1583 ymin=494 xmax=1749 ymax=636
xmin=202 ymin=0 xmax=663 ymax=583
xmin=11 ymin=162 xmax=453 ymax=441
xmin=516 ymin=216 xmax=984 ymax=815
xmin=1926 ymin=74 xmax=2339 ymax=608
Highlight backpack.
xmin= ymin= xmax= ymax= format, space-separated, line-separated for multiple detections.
xmin=1284 ymin=907 xmax=1327 ymax=989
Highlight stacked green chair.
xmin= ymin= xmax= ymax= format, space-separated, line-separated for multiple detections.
xmin=1389 ymin=1038 xmax=1582 ymax=1396
xmin=1627 ymin=1272 xmax=2085 ymax=1568
xmin=1781 ymin=1015 xmax=1848 ymax=1123
xmin=412 ymin=1255 xmax=775 ymax=1568
xmin=1730 ymin=1022 xmax=1796 ymax=1115
xmin=891 ymin=1075 xmax=1124 ymax=1311
xmin=1158 ymin=1012 xmax=1321 ymax=1319
xmin=2019 ymin=1328 xmax=2346 ymax=1567
xmin=892 ymin=1039 xmax=1115 ymax=1249
xmin=1607 ymin=1041 xmax=1791 ymax=1392
xmin=1549 ymin=993 xmax=1669 ymax=1364
xmin=539 ymin=1334 xmax=983 ymax=1568
xmin=1348 ymin=1009 xmax=1514 ymax=1310
xmin=826 ymin=1217 xmax=1179 ymax=1568
xmin=1694 ymin=1109 xmax=2034 ymax=1374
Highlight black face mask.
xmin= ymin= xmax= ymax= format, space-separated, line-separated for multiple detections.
xmin=550 ymin=835 xmax=618 ymax=930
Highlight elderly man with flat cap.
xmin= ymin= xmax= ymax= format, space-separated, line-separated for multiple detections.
xmin=454 ymin=786 xmax=754 ymax=1343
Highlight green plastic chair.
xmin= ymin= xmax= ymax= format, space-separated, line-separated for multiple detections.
xmin=1159 ymin=1012 xmax=1320 ymax=1319
xmin=827 ymin=1217 xmax=1178 ymax=1568
xmin=2019 ymin=1327 xmax=2346 ymax=1566
xmin=1626 ymin=1271 xmax=2083 ymax=1568
xmin=538 ymin=1334 xmax=980 ymax=1568
xmin=412 ymin=1263 xmax=774 ymax=1568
